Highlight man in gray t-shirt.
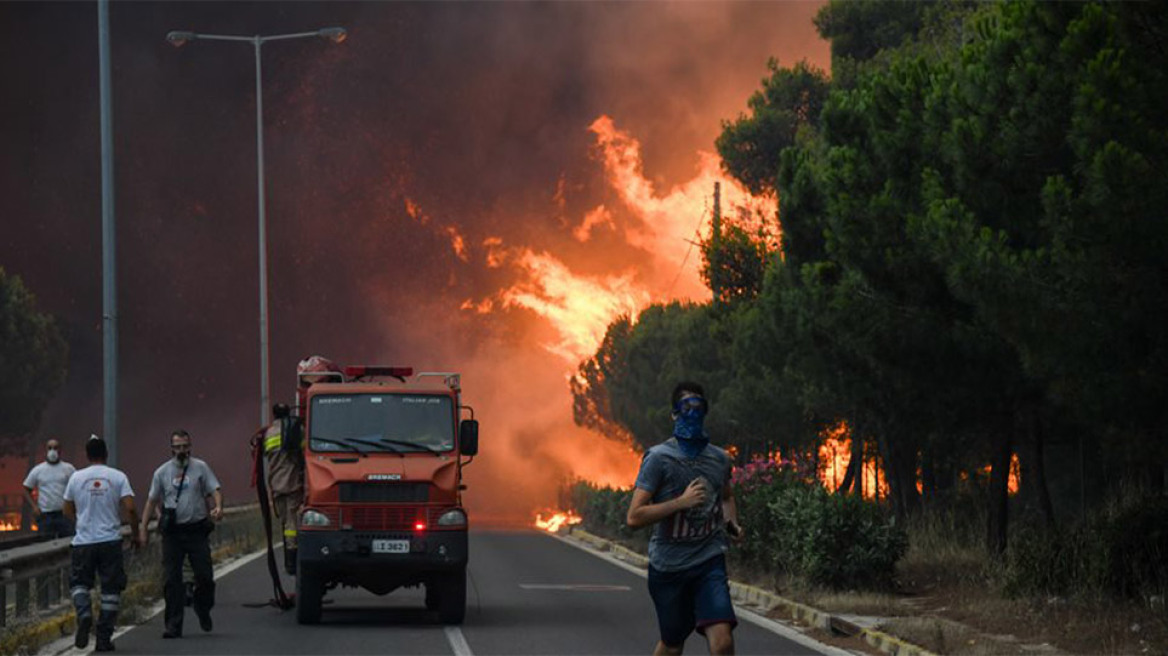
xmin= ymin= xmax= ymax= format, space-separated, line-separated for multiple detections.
xmin=140 ymin=430 xmax=222 ymax=639
xmin=628 ymin=382 xmax=744 ymax=656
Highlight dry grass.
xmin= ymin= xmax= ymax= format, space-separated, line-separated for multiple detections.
xmin=753 ymin=510 xmax=1168 ymax=655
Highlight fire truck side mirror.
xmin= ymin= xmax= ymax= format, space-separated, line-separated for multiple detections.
xmin=459 ymin=419 xmax=479 ymax=456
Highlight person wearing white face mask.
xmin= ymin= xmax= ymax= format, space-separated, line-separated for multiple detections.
xmin=22 ymin=437 xmax=77 ymax=538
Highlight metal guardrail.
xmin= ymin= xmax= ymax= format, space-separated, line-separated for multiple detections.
xmin=0 ymin=503 xmax=259 ymax=629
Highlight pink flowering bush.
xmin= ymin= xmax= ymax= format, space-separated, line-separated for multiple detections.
xmin=568 ymin=452 xmax=905 ymax=590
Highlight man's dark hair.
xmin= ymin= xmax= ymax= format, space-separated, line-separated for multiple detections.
xmin=671 ymin=381 xmax=706 ymax=408
xmin=171 ymin=429 xmax=191 ymax=442
xmin=86 ymin=437 xmax=108 ymax=462
xmin=272 ymin=403 xmax=291 ymax=419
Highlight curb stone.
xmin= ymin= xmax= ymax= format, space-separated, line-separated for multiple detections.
xmin=566 ymin=527 xmax=937 ymax=656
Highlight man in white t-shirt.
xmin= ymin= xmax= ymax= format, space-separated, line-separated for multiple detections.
xmin=22 ymin=438 xmax=77 ymax=538
xmin=63 ymin=436 xmax=141 ymax=653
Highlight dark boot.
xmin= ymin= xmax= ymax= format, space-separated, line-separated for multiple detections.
xmin=95 ymin=609 xmax=117 ymax=651
xmin=285 ymin=548 xmax=298 ymax=575
xmin=72 ymin=586 xmax=93 ymax=649
xmin=75 ymin=615 xmax=92 ymax=649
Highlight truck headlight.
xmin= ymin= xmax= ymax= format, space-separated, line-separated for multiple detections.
xmin=300 ymin=509 xmax=331 ymax=527
xmin=437 ymin=509 xmax=467 ymax=526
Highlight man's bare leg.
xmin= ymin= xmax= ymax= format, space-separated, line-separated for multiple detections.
xmin=654 ymin=640 xmax=684 ymax=655
xmin=704 ymin=623 xmax=734 ymax=655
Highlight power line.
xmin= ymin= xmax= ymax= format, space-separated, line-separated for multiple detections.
xmin=665 ymin=201 xmax=709 ymax=299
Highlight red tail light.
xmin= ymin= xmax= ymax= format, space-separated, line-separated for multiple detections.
xmin=414 ymin=522 xmax=426 ymax=531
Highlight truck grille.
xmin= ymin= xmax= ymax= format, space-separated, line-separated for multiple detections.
xmin=307 ymin=505 xmax=457 ymax=531
xmin=341 ymin=506 xmax=450 ymax=531
xmin=338 ymin=482 xmax=429 ymax=503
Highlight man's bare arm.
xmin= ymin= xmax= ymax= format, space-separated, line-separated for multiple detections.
xmin=21 ymin=486 xmax=39 ymax=517
xmin=122 ymin=496 xmax=142 ymax=547
xmin=208 ymin=489 xmax=223 ymax=521
xmin=627 ymin=479 xmax=707 ymax=528
xmin=139 ymin=497 xmax=157 ymax=545
xmin=721 ymin=483 xmax=744 ymax=540
xmin=63 ymin=500 xmax=76 ymax=523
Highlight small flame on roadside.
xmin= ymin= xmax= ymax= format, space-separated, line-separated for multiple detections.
xmin=0 ymin=513 xmax=23 ymax=531
xmin=534 ymin=510 xmax=583 ymax=533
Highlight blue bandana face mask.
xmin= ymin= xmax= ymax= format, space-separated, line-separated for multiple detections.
xmin=672 ymin=398 xmax=708 ymax=457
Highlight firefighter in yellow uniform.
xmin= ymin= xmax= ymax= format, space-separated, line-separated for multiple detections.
xmin=264 ymin=403 xmax=304 ymax=575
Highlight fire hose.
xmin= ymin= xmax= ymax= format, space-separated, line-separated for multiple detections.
xmin=243 ymin=428 xmax=295 ymax=610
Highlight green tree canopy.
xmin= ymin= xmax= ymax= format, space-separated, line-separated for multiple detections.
xmin=0 ymin=267 xmax=68 ymax=455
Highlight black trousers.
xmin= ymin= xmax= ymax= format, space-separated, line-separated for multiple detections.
xmin=70 ymin=540 xmax=126 ymax=641
xmin=162 ymin=526 xmax=215 ymax=633
xmin=40 ymin=510 xmax=75 ymax=538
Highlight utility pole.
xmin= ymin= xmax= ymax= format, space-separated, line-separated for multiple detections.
xmin=711 ymin=181 xmax=722 ymax=303
xmin=98 ymin=0 xmax=119 ymax=465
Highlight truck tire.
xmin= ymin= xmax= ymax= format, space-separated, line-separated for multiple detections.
xmin=436 ymin=568 xmax=467 ymax=624
xmin=296 ymin=569 xmax=323 ymax=625
xmin=425 ymin=581 xmax=440 ymax=611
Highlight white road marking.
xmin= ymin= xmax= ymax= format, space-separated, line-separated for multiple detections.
xmin=46 ymin=547 xmax=270 ymax=656
xmin=518 ymin=584 xmax=631 ymax=591
xmin=545 ymin=531 xmax=856 ymax=656
xmin=444 ymin=625 xmax=474 ymax=656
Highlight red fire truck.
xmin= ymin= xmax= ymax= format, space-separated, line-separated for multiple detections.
xmin=292 ymin=364 xmax=478 ymax=624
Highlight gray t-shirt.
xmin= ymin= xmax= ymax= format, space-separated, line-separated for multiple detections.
xmin=148 ymin=457 xmax=221 ymax=525
xmin=24 ymin=461 xmax=76 ymax=512
xmin=634 ymin=438 xmax=733 ymax=572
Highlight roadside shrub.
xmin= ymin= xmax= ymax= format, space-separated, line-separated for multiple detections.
xmin=1005 ymin=496 xmax=1168 ymax=600
xmin=567 ymin=481 xmax=648 ymax=547
xmin=732 ymin=456 xmax=906 ymax=590
xmin=1004 ymin=523 xmax=1105 ymax=597
xmin=1101 ymin=496 xmax=1168 ymax=599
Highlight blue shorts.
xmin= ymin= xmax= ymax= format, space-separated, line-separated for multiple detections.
xmin=647 ymin=554 xmax=738 ymax=647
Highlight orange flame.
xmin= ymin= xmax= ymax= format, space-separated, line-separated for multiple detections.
xmin=466 ymin=116 xmax=775 ymax=364
xmin=588 ymin=115 xmax=776 ymax=301
xmin=817 ymin=423 xmax=1021 ymax=498
xmin=977 ymin=454 xmax=1021 ymax=494
xmin=534 ymin=510 xmax=583 ymax=533
xmin=499 ymin=249 xmax=650 ymax=362
xmin=817 ymin=423 xmax=889 ymax=500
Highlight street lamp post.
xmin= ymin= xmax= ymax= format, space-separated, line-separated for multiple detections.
xmin=166 ymin=28 xmax=346 ymax=426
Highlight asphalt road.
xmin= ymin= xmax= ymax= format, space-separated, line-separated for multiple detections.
xmin=90 ymin=530 xmax=842 ymax=655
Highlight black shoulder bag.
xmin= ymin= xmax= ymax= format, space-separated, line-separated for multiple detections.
xmin=158 ymin=463 xmax=188 ymax=535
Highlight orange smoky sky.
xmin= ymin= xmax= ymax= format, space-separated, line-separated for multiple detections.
xmin=0 ymin=2 xmax=828 ymax=522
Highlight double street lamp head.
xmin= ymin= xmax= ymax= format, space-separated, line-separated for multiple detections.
xmin=165 ymin=27 xmax=347 ymax=47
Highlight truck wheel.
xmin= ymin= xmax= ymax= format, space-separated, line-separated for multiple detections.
xmin=296 ymin=569 xmax=323 ymax=625
xmin=436 ymin=568 xmax=466 ymax=624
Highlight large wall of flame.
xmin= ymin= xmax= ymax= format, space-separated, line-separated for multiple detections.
xmin=0 ymin=2 xmax=827 ymax=523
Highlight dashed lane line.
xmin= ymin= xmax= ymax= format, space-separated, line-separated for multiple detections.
xmin=444 ymin=625 xmax=474 ymax=656
xmin=545 ymin=531 xmax=856 ymax=656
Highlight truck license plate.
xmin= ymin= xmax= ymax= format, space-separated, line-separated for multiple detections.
xmin=371 ymin=539 xmax=410 ymax=554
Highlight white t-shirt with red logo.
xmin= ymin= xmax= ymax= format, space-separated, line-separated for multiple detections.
xmin=64 ymin=464 xmax=134 ymax=546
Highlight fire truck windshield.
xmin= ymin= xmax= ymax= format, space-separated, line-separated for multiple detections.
xmin=309 ymin=394 xmax=455 ymax=453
